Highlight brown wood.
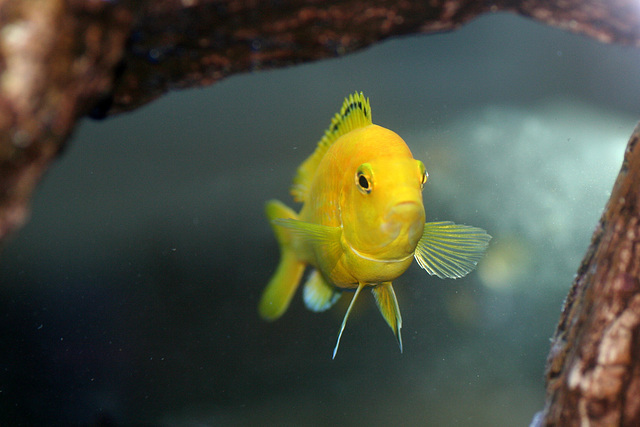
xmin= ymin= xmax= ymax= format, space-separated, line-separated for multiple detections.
xmin=538 ymin=125 xmax=640 ymax=426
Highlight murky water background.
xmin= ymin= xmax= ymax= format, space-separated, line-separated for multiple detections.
xmin=1 ymin=13 xmax=639 ymax=426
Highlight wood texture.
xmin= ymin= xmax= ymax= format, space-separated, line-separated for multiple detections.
xmin=538 ymin=125 xmax=640 ymax=426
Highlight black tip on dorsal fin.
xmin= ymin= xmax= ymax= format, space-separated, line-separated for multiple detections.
xmin=326 ymin=91 xmax=372 ymax=138
xmin=291 ymin=92 xmax=373 ymax=203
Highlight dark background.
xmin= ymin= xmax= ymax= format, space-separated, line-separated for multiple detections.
xmin=2 ymin=12 xmax=639 ymax=426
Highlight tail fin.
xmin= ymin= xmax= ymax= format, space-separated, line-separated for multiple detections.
xmin=258 ymin=200 xmax=306 ymax=321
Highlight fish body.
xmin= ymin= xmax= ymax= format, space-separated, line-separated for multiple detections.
xmin=259 ymin=92 xmax=490 ymax=358
xmin=297 ymin=124 xmax=425 ymax=287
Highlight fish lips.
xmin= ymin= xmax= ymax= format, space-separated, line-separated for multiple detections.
xmin=381 ymin=200 xmax=426 ymax=251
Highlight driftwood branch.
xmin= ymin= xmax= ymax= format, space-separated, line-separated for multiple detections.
xmin=0 ymin=0 xmax=133 ymax=237
xmin=539 ymin=125 xmax=640 ymax=426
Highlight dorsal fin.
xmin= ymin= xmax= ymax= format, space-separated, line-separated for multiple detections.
xmin=291 ymin=92 xmax=372 ymax=202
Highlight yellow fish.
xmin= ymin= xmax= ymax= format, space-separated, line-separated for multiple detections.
xmin=259 ymin=92 xmax=491 ymax=358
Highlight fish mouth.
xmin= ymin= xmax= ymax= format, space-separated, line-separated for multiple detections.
xmin=382 ymin=200 xmax=425 ymax=247
xmin=385 ymin=201 xmax=421 ymax=218
xmin=384 ymin=201 xmax=423 ymax=224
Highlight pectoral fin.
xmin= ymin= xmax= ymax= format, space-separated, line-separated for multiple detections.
xmin=371 ymin=282 xmax=403 ymax=353
xmin=272 ymin=218 xmax=342 ymax=263
xmin=303 ymin=269 xmax=341 ymax=312
xmin=333 ymin=282 xmax=365 ymax=359
xmin=414 ymin=221 xmax=491 ymax=279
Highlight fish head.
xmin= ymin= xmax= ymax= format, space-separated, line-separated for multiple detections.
xmin=342 ymin=156 xmax=427 ymax=261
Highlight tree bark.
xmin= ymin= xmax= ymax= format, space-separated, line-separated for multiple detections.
xmin=0 ymin=0 xmax=133 ymax=238
xmin=538 ymin=125 xmax=640 ymax=426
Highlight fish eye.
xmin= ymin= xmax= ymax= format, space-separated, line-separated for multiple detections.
xmin=418 ymin=161 xmax=428 ymax=188
xmin=358 ymin=174 xmax=369 ymax=189
xmin=355 ymin=163 xmax=373 ymax=194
